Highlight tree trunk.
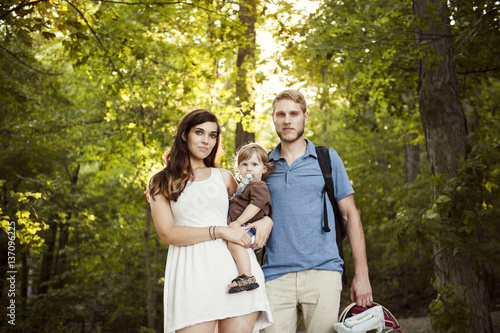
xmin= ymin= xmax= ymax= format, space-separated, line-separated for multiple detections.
xmin=413 ymin=0 xmax=492 ymax=331
xmin=402 ymin=91 xmax=421 ymax=183
xmin=38 ymin=220 xmax=57 ymax=294
xmin=145 ymin=199 xmax=154 ymax=329
xmin=21 ymin=249 xmax=27 ymax=310
xmin=54 ymin=223 xmax=69 ymax=286
xmin=405 ymin=140 xmax=419 ymax=183
xmin=235 ymin=0 xmax=257 ymax=150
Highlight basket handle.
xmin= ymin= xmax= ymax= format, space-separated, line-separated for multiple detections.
xmin=338 ymin=302 xmax=400 ymax=326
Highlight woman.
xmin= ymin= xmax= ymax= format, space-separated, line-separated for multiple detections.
xmin=146 ymin=109 xmax=273 ymax=333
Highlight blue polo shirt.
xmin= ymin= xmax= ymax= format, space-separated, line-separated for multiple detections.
xmin=263 ymin=139 xmax=354 ymax=282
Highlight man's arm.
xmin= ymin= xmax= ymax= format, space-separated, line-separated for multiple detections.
xmin=337 ymin=194 xmax=373 ymax=307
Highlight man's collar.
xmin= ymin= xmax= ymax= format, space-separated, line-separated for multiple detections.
xmin=269 ymin=139 xmax=317 ymax=161
xmin=304 ymin=138 xmax=318 ymax=158
xmin=269 ymin=144 xmax=282 ymax=161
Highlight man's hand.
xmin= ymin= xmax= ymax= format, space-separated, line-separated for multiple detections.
xmin=245 ymin=216 xmax=273 ymax=250
xmin=351 ymin=272 xmax=373 ymax=308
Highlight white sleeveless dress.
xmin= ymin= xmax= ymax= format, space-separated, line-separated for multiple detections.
xmin=164 ymin=168 xmax=273 ymax=333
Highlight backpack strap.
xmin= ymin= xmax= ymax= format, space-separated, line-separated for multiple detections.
xmin=315 ymin=145 xmax=347 ymax=284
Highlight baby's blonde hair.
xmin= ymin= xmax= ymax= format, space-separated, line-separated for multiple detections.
xmin=234 ymin=143 xmax=275 ymax=181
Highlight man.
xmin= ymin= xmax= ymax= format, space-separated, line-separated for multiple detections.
xmin=254 ymin=89 xmax=372 ymax=333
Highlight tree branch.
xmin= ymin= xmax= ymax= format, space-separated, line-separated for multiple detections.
xmin=0 ymin=44 xmax=62 ymax=75
xmin=486 ymin=143 xmax=500 ymax=155
xmin=64 ymin=0 xmax=126 ymax=82
xmin=457 ymin=67 xmax=499 ymax=75
xmin=88 ymin=0 xmax=182 ymax=4
xmin=86 ymin=0 xmax=224 ymax=15
xmin=0 ymin=0 xmax=49 ymax=20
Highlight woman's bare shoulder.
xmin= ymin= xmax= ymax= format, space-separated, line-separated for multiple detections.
xmin=218 ymin=168 xmax=234 ymax=178
xmin=218 ymin=168 xmax=237 ymax=194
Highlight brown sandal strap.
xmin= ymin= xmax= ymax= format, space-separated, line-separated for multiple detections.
xmin=231 ymin=274 xmax=256 ymax=287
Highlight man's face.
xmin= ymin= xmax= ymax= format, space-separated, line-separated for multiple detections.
xmin=273 ymin=99 xmax=308 ymax=143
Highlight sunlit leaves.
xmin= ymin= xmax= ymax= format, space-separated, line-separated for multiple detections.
xmin=0 ymin=188 xmax=48 ymax=253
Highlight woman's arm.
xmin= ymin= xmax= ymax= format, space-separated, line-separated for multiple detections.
xmin=220 ymin=168 xmax=238 ymax=196
xmin=150 ymin=193 xmax=251 ymax=247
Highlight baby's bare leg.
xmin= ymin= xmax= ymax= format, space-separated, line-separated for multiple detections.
xmin=228 ymin=241 xmax=252 ymax=287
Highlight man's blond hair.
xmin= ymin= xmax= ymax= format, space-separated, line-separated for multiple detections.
xmin=271 ymin=89 xmax=307 ymax=114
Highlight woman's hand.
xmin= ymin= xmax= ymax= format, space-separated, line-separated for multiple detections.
xmin=228 ymin=221 xmax=240 ymax=228
xmin=245 ymin=216 xmax=273 ymax=250
xmin=218 ymin=225 xmax=252 ymax=248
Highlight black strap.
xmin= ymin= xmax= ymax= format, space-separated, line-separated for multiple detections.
xmin=315 ymin=146 xmax=347 ymax=284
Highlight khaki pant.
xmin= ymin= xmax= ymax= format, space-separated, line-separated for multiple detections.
xmin=262 ymin=270 xmax=342 ymax=333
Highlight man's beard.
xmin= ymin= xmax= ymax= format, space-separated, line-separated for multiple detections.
xmin=277 ymin=127 xmax=305 ymax=143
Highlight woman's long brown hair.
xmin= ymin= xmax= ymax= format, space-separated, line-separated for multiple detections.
xmin=146 ymin=109 xmax=222 ymax=202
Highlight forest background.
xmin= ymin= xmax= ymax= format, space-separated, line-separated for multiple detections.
xmin=1 ymin=0 xmax=499 ymax=332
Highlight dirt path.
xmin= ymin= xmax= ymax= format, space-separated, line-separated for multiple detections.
xmin=397 ymin=316 xmax=432 ymax=332
xmin=397 ymin=311 xmax=500 ymax=333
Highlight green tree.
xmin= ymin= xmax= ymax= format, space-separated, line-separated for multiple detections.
xmin=0 ymin=0 xmax=257 ymax=330
xmin=271 ymin=0 xmax=500 ymax=326
xmin=414 ymin=0 xmax=494 ymax=331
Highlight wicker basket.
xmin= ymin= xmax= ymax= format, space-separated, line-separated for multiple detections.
xmin=338 ymin=302 xmax=402 ymax=332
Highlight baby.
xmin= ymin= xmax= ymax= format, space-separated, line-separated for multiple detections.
xmin=227 ymin=143 xmax=274 ymax=294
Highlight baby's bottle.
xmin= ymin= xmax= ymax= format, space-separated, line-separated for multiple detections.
xmin=235 ymin=173 xmax=252 ymax=195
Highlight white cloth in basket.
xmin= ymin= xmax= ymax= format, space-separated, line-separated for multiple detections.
xmin=334 ymin=305 xmax=385 ymax=333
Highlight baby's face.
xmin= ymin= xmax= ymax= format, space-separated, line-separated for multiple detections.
xmin=238 ymin=153 xmax=267 ymax=182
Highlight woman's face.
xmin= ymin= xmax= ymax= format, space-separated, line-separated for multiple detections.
xmin=184 ymin=121 xmax=219 ymax=161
